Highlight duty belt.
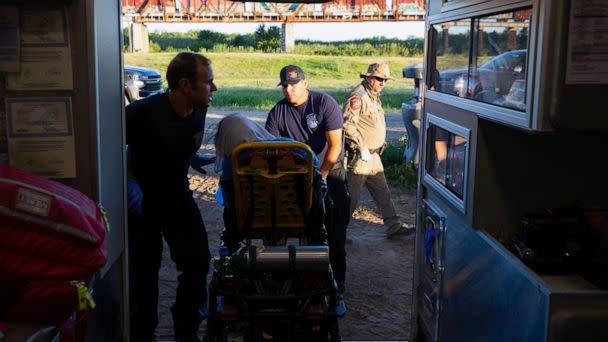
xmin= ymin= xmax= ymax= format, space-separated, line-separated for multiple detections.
xmin=369 ymin=143 xmax=387 ymax=155
xmin=345 ymin=142 xmax=386 ymax=157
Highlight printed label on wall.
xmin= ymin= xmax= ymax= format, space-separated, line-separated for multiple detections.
xmin=5 ymin=98 xmax=76 ymax=178
xmin=566 ymin=0 xmax=608 ymax=84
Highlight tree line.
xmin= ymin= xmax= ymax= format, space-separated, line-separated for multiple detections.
xmin=124 ymin=25 xmax=423 ymax=56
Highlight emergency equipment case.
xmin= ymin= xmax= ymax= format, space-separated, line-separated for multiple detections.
xmin=413 ymin=0 xmax=608 ymax=341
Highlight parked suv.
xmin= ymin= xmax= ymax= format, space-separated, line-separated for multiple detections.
xmin=124 ymin=65 xmax=163 ymax=105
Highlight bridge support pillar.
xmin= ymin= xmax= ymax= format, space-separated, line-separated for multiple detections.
xmin=129 ymin=22 xmax=149 ymax=53
xmin=281 ymin=22 xmax=295 ymax=53
xmin=507 ymin=27 xmax=517 ymax=50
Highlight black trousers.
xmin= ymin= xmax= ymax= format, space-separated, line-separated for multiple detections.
xmin=129 ymin=196 xmax=211 ymax=339
xmin=324 ymin=166 xmax=350 ymax=293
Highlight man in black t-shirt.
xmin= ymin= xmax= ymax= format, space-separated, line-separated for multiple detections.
xmin=126 ymin=52 xmax=217 ymax=342
xmin=265 ymin=65 xmax=350 ymax=308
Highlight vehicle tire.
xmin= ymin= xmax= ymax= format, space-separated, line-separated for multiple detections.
xmin=292 ymin=320 xmax=323 ymax=342
xmin=325 ymin=317 xmax=341 ymax=342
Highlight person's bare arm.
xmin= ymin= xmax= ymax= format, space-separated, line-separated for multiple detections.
xmin=435 ymin=141 xmax=447 ymax=161
xmin=320 ymin=128 xmax=342 ymax=178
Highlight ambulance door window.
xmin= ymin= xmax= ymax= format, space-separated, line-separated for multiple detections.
xmin=427 ymin=124 xmax=468 ymax=200
xmin=470 ymin=8 xmax=532 ymax=110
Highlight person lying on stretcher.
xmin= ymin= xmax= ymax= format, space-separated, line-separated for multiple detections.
xmin=213 ymin=113 xmax=328 ymax=252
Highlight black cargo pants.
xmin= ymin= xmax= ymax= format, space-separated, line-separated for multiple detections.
xmin=324 ymin=164 xmax=350 ymax=293
xmin=129 ymin=195 xmax=211 ymax=339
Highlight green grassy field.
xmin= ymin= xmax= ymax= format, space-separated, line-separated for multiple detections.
xmin=124 ymin=52 xmax=423 ymax=112
xmin=381 ymin=140 xmax=418 ymax=190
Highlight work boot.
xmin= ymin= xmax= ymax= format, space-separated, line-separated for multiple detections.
xmin=172 ymin=307 xmax=203 ymax=342
xmin=387 ymin=223 xmax=416 ymax=239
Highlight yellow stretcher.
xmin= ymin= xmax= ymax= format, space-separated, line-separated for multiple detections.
xmin=206 ymin=141 xmax=341 ymax=342
xmin=231 ymin=141 xmax=315 ymax=245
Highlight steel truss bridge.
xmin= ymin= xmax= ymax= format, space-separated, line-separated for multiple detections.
xmin=122 ymin=0 xmax=426 ymax=23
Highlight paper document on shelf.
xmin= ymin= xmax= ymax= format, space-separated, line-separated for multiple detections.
xmin=566 ymin=0 xmax=608 ymax=84
xmin=6 ymin=7 xmax=73 ymax=90
xmin=7 ymin=138 xmax=76 ymax=178
xmin=5 ymin=98 xmax=76 ymax=178
xmin=6 ymin=47 xmax=73 ymax=90
xmin=20 ymin=8 xmax=69 ymax=47
xmin=7 ymin=99 xmax=72 ymax=136
xmin=0 ymin=111 xmax=7 ymax=153
xmin=0 ymin=5 xmax=20 ymax=72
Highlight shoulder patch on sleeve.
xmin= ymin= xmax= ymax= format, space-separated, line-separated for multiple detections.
xmin=350 ymin=97 xmax=362 ymax=110
xmin=355 ymin=88 xmax=366 ymax=98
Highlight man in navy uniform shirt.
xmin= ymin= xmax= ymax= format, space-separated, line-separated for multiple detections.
xmin=265 ymin=65 xmax=350 ymax=310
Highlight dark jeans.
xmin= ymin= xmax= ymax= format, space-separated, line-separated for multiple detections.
xmin=129 ymin=196 xmax=211 ymax=339
xmin=325 ymin=166 xmax=350 ymax=293
xmin=347 ymin=171 xmax=401 ymax=230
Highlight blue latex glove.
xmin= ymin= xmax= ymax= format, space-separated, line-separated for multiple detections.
xmin=216 ymin=184 xmax=225 ymax=206
xmin=127 ymin=179 xmax=143 ymax=214
xmin=191 ymin=154 xmax=216 ymax=174
xmin=424 ymin=227 xmax=437 ymax=261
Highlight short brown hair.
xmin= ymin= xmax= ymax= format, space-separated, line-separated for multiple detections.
xmin=166 ymin=52 xmax=210 ymax=90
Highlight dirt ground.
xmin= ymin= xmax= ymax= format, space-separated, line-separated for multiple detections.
xmin=155 ymin=110 xmax=417 ymax=341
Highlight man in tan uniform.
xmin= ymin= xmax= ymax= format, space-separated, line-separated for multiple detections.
xmin=343 ymin=63 xmax=415 ymax=238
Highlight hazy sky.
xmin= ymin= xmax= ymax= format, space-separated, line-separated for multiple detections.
xmin=146 ymin=21 xmax=425 ymax=41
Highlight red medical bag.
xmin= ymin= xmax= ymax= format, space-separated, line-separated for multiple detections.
xmin=0 ymin=163 xmax=108 ymax=323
